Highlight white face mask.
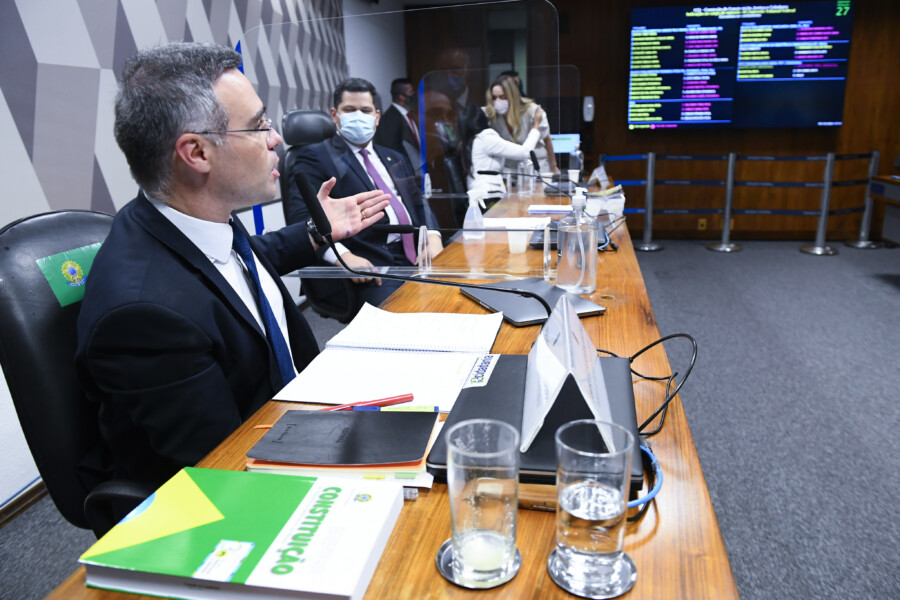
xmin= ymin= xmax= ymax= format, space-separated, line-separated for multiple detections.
xmin=338 ymin=111 xmax=377 ymax=145
xmin=493 ymin=99 xmax=510 ymax=115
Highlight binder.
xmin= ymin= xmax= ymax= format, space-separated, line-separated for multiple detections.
xmin=426 ymin=354 xmax=643 ymax=488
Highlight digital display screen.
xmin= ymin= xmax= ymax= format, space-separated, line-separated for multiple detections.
xmin=628 ymin=1 xmax=853 ymax=130
xmin=550 ymin=133 xmax=581 ymax=154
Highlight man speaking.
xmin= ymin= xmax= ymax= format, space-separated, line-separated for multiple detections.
xmin=76 ymin=43 xmax=389 ymax=489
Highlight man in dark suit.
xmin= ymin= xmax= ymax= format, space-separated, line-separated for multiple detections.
xmin=286 ymin=77 xmax=444 ymax=308
xmin=75 ymin=43 xmax=389 ymax=489
xmin=374 ymin=77 xmax=421 ymax=178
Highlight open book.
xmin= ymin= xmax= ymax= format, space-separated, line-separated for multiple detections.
xmin=275 ymin=304 xmax=504 ymax=412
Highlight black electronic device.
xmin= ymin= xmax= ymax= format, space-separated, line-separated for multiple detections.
xmin=426 ymin=355 xmax=643 ymax=488
xmin=628 ymin=1 xmax=854 ymax=130
xmin=460 ymin=277 xmax=605 ymax=327
xmin=529 ymin=217 xmax=613 ymax=250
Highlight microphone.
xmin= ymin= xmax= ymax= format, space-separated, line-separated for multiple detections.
xmin=294 ymin=171 xmax=553 ymax=317
xmin=372 ymin=224 xmax=539 ymax=233
xmin=529 ymin=150 xmax=541 ymax=175
xmin=476 ymin=170 xmax=539 ymax=177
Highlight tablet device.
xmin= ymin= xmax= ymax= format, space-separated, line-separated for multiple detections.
xmin=460 ymin=277 xmax=605 ymax=327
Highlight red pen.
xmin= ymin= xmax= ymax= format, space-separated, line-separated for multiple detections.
xmin=319 ymin=393 xmax=414 ymax=412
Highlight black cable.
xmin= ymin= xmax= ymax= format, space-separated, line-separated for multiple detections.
xmin=596 ymin=333 xmax=698 ymax=436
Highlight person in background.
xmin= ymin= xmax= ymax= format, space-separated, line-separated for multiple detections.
xmin=499 ymin=69 xmax=524 ymax=96
xmin=286 ymin=77 xmax=444 ymax=309
xmin=76 ymin=43 xmax=389 ymax=490
xmin=459 ymin=104 xmax=544 ymax=195
xmin=374 ymin=77 xmax=422 ymax=178
xmin=484 ymin=75 xmax=559 ymax=175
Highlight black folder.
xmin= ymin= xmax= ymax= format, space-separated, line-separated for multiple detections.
xmin=248 ymin=410 xmax=438 ymax=466
xmin=426 ymin=354 xmax=642 ymax=487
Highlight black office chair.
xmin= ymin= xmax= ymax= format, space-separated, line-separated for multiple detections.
xmin=279 ymin=109 xmax=361 ymax=323
xmin=0 ymin=210 xmax=153 ymax=537
xmin=441 ymin=153 xmax=470 ymax=229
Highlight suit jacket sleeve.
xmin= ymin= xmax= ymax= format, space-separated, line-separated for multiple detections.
xmin=252 ymin=220 xmax=317 ymax=275
xmin=81 ymin=302 xmax=244 ymax=475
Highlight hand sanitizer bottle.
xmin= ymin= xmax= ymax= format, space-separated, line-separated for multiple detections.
xmin=556 ymin=187 xmax=597 ymax=294
xmin=463 ymin=189 xmax=486 ymax=240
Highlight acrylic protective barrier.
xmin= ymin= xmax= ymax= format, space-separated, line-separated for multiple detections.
xmin=239 ymin=1 xmax=581 ymax=281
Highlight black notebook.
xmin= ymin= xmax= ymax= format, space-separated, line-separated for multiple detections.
xmin=426 ymin=355 xmax=642 ymax=488
xmin=248 ymin=410 xmax=439 ymax=466
xmin=460 ymin=277 xmax=605 ymax=327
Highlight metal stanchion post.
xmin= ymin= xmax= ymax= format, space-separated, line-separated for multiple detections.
xmin=845 ymin=150 xmax=881 ymax=249
xmin=801 ymin=152 xmax=838 ymax=255
xmin=708 ymin=152 xmax=742 ymax=252
xmin=635 ymin=152 xmax=663 ymax=252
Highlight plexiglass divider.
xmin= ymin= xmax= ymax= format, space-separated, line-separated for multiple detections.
xmin=240 ymin=0 xmax=580 ymax=280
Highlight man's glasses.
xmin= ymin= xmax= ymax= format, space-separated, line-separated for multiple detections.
xmin=193 ymin=116 xmax=274 ymax=143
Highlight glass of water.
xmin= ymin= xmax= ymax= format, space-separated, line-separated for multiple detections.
xmin=444 ymin=419 xmax=521 ymax=588
xmin=548 ymin=420 xmax=636 ymax=598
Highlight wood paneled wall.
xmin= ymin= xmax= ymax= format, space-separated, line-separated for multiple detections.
xmin=554 ymin=0 xmax=900 ymax=239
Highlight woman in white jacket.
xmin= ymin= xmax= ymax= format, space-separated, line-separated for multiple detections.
xmin=460 ymin=103 xmax=544 ymax=196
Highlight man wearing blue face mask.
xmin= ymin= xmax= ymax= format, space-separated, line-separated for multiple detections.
xmin=286 ymin=78 xmax=444 ymax=312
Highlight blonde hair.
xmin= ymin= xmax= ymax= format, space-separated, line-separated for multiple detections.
xmin=483 ymin=75 xmax=535 ymax=140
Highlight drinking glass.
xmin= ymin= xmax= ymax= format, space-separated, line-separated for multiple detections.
xmin=548 ymin=420 xmax=636 ymax=598
xmin=441 ymin=419 xmax=521 ymax=588
xmin=507 ymin=228 xmax=529 ymax=254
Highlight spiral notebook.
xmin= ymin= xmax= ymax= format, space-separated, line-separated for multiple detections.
xmin=274 ymin=304 xmax=504 ymax=412
xmin=325 ymin=303 xmax=503 ymax=353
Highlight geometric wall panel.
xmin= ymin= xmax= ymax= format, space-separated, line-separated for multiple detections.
xmin=0 ymin=0 xmax=346 ymax=226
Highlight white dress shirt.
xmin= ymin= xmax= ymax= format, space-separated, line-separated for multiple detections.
xmin=148 ymin=196 xmax=296 ymax=374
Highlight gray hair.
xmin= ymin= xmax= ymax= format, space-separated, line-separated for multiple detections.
xmin=114 ymin=42 xmax=242 ymax=199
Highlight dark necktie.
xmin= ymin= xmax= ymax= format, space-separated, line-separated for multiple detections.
xmin=359 ymin=148 xmax=417 ymax=264
xmin=230 ymin=222 xmax=296 ymax=387
xmin=406 ymin=112 xmax=420 ymax=145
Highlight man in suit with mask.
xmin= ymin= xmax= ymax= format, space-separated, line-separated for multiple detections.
xmin=286 ymin=77 xmax=444 ymax=310
xmin=374 ymin=77 xmax=422 ymax=179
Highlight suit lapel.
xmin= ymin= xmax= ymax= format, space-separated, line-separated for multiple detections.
xmin=329 ymin=135 xmax=373 ymax=191
xmin=129 ymin=193 xmax=264 ymax=337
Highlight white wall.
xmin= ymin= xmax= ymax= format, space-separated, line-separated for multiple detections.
xmin=0 ymin=368 xmax=40 ymax=510
xmin=342 ymin=0 xmax=408 ymax=108
xmin=0 ymin=0 xmax=411 ymax=513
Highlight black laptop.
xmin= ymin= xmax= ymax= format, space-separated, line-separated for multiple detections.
xmin=426 ymin=355 xmax=643 ymax=488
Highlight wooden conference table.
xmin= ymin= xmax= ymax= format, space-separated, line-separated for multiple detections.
xmin=50 ymin=194 xmax=739 ymax=599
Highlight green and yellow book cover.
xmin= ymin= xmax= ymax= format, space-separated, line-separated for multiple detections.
xmin=80 ymin=467 xmax=404 ymax=600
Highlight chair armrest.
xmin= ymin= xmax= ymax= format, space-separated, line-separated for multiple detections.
xmin=84 ymin=480 xmax=156 ymax=538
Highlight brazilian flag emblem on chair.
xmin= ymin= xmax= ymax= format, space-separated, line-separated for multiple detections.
xmin=36 ymin=243 xmax=102 ymax=307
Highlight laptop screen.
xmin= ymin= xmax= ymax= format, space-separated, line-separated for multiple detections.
xmin=550 ymin=133 xmax=580 ymax=154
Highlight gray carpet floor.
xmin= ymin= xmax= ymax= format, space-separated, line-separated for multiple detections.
xmin=2 ymin=241 xmax=898 ymax=599
xmin=635 ymin=240 xmax=900 ymax=600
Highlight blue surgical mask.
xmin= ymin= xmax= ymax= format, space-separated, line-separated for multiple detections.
xmin=338 ymin=111 xmax=376 ymax=145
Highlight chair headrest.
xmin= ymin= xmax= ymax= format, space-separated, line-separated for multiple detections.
xmin=281 ymin=110 xmax=336 ymax=147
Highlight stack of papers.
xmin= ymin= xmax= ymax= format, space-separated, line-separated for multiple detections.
xmin=275 ymin=304 xmax=504 ymax=412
